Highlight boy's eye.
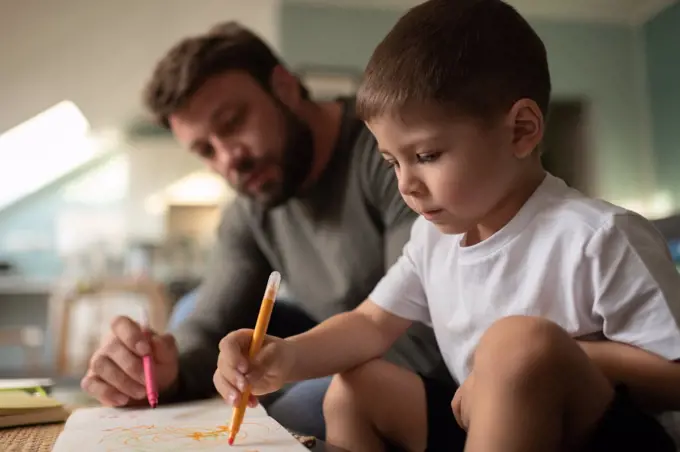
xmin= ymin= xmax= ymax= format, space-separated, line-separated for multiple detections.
xmin=383 ymin=158 xmax=398 ymax=168
xmin=417 ymin=152 xmax=442 ymax=163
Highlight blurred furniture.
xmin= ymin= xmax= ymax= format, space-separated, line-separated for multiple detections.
xmin=652 ymin=213 xmax=680 ymax=241
xmin=0 ymin=326 xmax=45 ymax=372
xmin=652 ymin=213 xmax=680 ymax=269
xmin=49 ymin=277 xmax=171 ymax=377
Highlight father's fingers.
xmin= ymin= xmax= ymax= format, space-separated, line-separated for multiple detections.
xmin=81 ymin=372 xmax=129 ymax=407
xmin=151 ymin=333 xmax=178 ymax=364
xmin=104 ymin=339 xmax=145 ymax=385
xmin=90 ymin=353 xmax=146 ymax=400
xmin=110 ymin=316 xmax=149 ymax=356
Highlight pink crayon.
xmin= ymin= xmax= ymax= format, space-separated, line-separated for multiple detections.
xmin=141 ymin=310 xmax=158 ymax=408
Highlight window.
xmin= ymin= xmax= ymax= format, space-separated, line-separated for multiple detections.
xmin=0 ymin=101 xmax=105 ymax=210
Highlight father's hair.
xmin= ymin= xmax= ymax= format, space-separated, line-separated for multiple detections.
xmin=356 ymin=0 xmax=551 ymax=123
xmin=143 ymin=21 xmax=308 ymax=128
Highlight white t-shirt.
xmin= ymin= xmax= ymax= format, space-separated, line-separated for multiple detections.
xmin=370 ymin=173 xmax=680 ymax=386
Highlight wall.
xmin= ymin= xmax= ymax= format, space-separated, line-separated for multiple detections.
xmin=0 ymin=153 xmax=127 ymax=373
xmin=644 ymin=2 xmax=680 ymax=203
xmin=0 ymin=0 xmax=279 ymax=275
xmin=0 ymin=153 xmax=127 ymax=279
xmin=125 ymin=137 xmax=206 ymax=242
xmin=0 ymin=0 xmax=282 ymax=135
xmin=281 ymin=4 xmax=655 ymax=202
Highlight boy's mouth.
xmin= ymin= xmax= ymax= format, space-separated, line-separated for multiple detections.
xmin=421 ymin=209 xmax=444 ymax=220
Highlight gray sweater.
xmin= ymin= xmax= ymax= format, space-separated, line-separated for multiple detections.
xmin=172 ymin=98 xmax=447 ymax=400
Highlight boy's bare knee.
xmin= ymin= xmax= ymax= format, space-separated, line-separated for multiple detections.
xmin=323 ymin=361 xmax=380 ymax=418
xmin=323 ymin=374 xmax=351 ymax=418
xmin=473 ymin=316 xmax=572 ymax=383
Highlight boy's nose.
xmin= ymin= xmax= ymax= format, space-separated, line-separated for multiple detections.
xmin=398 ymin=167 xmax=425 ymax=197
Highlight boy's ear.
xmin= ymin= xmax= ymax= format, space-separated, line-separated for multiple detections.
xmin=270 ymin=65 xmax=302 ymax=109
xmin=508 ymin=99 xmax=544 ymax=159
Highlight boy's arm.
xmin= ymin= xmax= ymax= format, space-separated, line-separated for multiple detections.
xmin=285 ymin=218 xmax=431 ymax=381
xmin=579 ymin=340 xmax=680 ymax=412
xmin=285 ymin=300 xmax=412 ymax=381
xmin=585 ymin=212 xmax=680 ymax=411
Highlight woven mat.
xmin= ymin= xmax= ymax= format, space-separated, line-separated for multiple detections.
xmin=0 ymin=422 xmax=64 ymax=452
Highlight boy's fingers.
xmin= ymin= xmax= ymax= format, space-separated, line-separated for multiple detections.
xmin=213 ymin=370 xmax=241 ymax=406
xmin=251 ymin=342 xmax=280 ymax=370
xmin=451 ymin=388 xmax=464 ymax=429
xmin=219 ymin=329 xmax=254 ymax=373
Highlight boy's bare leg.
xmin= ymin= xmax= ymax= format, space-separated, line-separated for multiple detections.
xmin=323 ymin=360 xmax=429 ymax=452
xmin=462 ymin=316 xmax=615 ymax=452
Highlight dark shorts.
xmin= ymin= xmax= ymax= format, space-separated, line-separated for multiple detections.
xmin=422 ymin=375 xmax=676 ymax=452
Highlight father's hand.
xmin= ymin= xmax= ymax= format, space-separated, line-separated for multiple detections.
xmin=81 ymin=316 xmax=179 ymax=407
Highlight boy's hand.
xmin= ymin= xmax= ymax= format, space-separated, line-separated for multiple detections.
xmin=214 ymin=329 xmax=296 ymax=406
xmin=452 ymin=372 xmax=475 ymax=431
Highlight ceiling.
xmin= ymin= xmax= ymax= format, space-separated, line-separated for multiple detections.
xmin=285 ymin=0 xmax=678 ymax=25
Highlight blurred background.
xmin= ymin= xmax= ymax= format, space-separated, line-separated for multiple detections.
xmin=0 ymin=0 xmax=679 ymax=385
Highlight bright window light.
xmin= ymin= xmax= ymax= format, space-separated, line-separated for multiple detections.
xmin=162 ymin=171 xmax=232 ymax=206
xmin=0 ymin=100 xmax=103 ymax=210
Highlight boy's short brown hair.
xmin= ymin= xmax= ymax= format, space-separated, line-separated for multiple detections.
xmin=143 ymin=21 xmax=307 ymax=128
xmin=357 ymin=0 xmax=551 ymax=123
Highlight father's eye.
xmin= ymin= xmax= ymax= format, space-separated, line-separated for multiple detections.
xmin=217 ymin=108 xmax=247 ymax=136
xmin=417 ymin=152 xmax=441 ymax=163
xmin=197 ymin=144 xmax=215 ymax=159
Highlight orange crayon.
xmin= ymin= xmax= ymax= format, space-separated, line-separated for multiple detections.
xmin=228 ymin=271 xmax=281 ymax=446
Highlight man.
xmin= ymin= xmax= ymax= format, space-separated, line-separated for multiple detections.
xmin=80 ymin=21 xmax=446 ymax=439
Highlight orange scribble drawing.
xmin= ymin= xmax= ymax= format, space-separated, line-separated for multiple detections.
xmin=187 ymin=424 xmax=231 ymax=441
xmin=93 ymin=419 xmax=298 ymax=451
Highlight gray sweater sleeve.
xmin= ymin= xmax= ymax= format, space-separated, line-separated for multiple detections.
xmin=358 ymin=129 xmax=418 ymax=268
xmin=168 ymin=199 xmax=273 ymax=401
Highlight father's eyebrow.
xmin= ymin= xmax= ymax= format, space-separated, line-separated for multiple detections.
xmin=187 ymin=103 xmax=240 ymax=151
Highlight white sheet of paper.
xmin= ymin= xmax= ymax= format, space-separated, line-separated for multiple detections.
xmin=52 ymin=398 xmax=309 ymax=451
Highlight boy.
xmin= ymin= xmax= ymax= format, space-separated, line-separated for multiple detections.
xmin=215 ymin=0 xmax=680 ymax=450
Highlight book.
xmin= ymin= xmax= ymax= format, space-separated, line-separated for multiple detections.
xmin=0 ymin=378 xmax=54 ymax=392
xmin=0 ymin=389 xmax=69 ymax=429
xmin=53 ymin=397 xmax=310 ymax=451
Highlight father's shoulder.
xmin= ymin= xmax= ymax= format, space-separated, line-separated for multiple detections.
xmin=338 ymin=97 xmax=376 ymax=144
xmin=215 ymin=195 xmax=260 ymax=232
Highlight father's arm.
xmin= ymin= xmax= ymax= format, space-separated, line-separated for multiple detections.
xmin=582 ymin=212 xmax=680 ymax=412
xmin=169 ymin=199 xmax=272 ymax=401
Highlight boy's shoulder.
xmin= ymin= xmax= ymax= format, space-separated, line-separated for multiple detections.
xmin=528 ymin=176 xmax=671 ymax=265
xmin=534 ymin=176 xmax=658 ymax=244
xmin=409 ymin=174 xmax=668 ymax=259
